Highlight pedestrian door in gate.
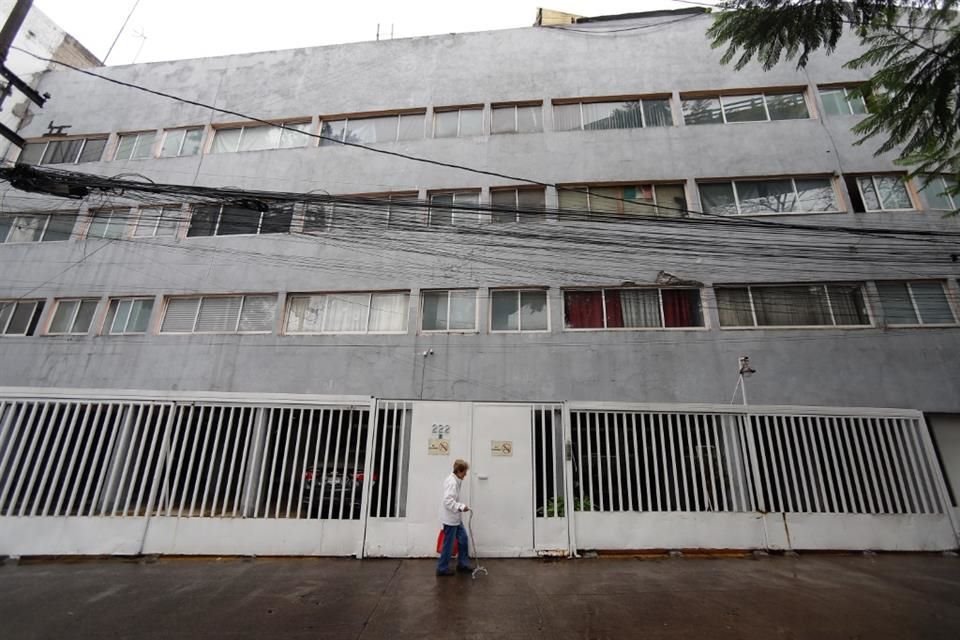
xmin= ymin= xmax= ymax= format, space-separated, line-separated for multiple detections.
xmin=469 ymin=404 xmax=534 ymax=556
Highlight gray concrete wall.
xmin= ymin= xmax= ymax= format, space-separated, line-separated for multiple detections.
xmin=1 ymin=12 xmax=958 ymax=411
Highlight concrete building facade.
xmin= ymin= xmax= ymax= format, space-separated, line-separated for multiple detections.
xmin=0 ymin=8 xmax=958 ymax=556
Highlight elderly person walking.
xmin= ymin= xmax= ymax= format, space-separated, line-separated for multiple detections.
xmin=437 ymin=459 xmax=473 ymax=576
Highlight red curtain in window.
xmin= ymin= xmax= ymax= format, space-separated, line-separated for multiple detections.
xmin=604 ymin=289 xmax=624 ymax=328
xmin=564 ymin=291 xmax=604 ymax=328
xmin=662 ymin=289 xmax=699 ymax=327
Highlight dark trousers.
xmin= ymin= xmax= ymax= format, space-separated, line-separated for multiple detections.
xmin=437 ymin=523 xmax=470 ymax=573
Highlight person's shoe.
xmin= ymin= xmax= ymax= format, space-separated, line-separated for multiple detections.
xmin=456 ymin=565 xmax=474 ymax=573
xmin=436 ymin=570 xmax=455 ymax=577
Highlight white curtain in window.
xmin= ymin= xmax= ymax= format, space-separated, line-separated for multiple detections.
xmin=238 ymin=125 xmax=281 ymax=151
xmin=324 ymin=293 xmax=369 ymax=332
xmin=620 ymin=290 xmax=661 ymax=327
xmin=238 ymin=296 xmax=276 ymax=332
xmin=553 ymin=104 xmax=582 ymax=131
xmin=397 ymin=114 xmax=425 ymax=141
xmin=211 ymin=128 xmax=242 ymax=153
xmin=278 ymin=122 xmax=312 ymax=148
xmin=368 ymin=293 xmax=409 ymax=332
xmin=7 ymin=215 xmax=44 ymax=242
xmin=286 ymin=296 xmax=325 ymax=333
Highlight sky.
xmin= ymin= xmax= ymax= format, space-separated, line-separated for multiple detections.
xmin=32 ymin=0 xmax=709 ymax=65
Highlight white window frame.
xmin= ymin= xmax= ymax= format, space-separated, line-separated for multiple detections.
xmin=103 ymin=297 xmax=155 ymax=335
xmin=0 ymin=300 xmax=43 ymax=336
xmin=684 ymin=91 xmax=809 ymax=124
xmin=114 ymin=131 xmax=157 ymax=161
xmin=428 ymin=191 xmax=482 ymax=226
xmin=86 ymin=209 xmax=130 ymax=239
xmin=854 ymin=175 xmax=915 ymax=212
xmin=556 ymin=98 xmax=665 ymax=131
xmin=489 ymin=288 xmax=550 ymax=333
xmin=561 ymin=183 xmax=682 ymax=215
xmin=490 ymin=187 xmax=546 ymax=222
xmin=433 ymin=107 xmax=484 ymax=138
xmin=819 ymin=86 xmax=868 ymax=116
xmin=133 ymin=206 xmax=180 ymax=238
xmin=717 ymin=284 xmax=873 ymax=329
xmin=284 ymin=291 xmax=410 ymax=335
xmin=322 ymin=113 xmax=425 ymax=144
xmin=918 ymin=175 xmax=957 ymax=210
xmin=47 ymin=298 xmax=99 ymax=335
xmin=23 ymin=137 xmax=108 ymax=165
xmin=877 ymin=281 xmax=958 ymax=327
xmin=491 ymin=103 xmax=543 ymax=134
xmin=699 ymin=177 xmax=841 ymax=216
xmin=0 ymin=213 xmax=72 ymax=243
xmin=159 ymin=127 xmax=204 ymax=157
xmin=213 ymin=121 xmax=312 ymax=153
xmin=160 ymin=295 xmax=276 ymax=335
xmin=420 ymin=289 xmax=480 ymax=333
xmin=561 ymin=287 xmax=704 ymax=332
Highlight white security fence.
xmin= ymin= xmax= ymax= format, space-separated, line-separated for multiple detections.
xmin=568 ymin=404 xmax=958 ymax=551
xmin=0 ymin=390 xmax=956 ymax=556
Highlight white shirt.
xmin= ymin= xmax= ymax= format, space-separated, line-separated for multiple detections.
xmin=439 ymin=472 xmax=466 ymax=526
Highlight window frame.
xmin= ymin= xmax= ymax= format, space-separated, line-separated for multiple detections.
xmin=432 ymin=106 xmax=485 ymax=138
xmin=876 ymin=281 xmax=958 ymax=327
xmin=133 ymin=206 xmax=180 ymax=238
xmin=0 ymin=213 xmax=74 ymax=243
xmin=159 ymin=294 xmax=276 ymax=335
xmin=489 ymin=187 xmax=547 ymax=222
xmin=427 ymin=190 xmax=482 ymax=226
xmin=47 ymin=298 xmax=99 ymax=335
xmin=283 ymin=290 xmax=410 ymax=335
xmin=0 ymin=299 xmax=45 ymax=336
xmin=113 ymin=130 xmax=157 ymax=161
xmin=212 ymin=120 xmax=313 ymax=153
xmin=697 ymin=176 xmax=842 ymax=216
xmin=682 ymin=90 xmax=810 ymax=125
xmin=321 ymin=111 xmax=427 ymax=145
xmin=102 ymin=296 xmax=155 ymax=335
xmin=716 ymin=283 xmax=873 ymax=329
xmin=159 ymin=126 xmax=205 ymax=158
xmin=490 ymin=102 xmax=543 ymax=134
xmin=419 ymin=288 xmax=480 ymax=334
xmin=21 ymin=136 xmax=108 ymax=165
xmin=558 ymin=182 xmax=688 ymax=217
xmin=853 ymin=174 xmax=916 ymax=212
xmin=819 ymin=86 xmax=869 ymax=116
xmin=917 ymin=174 xmax=957 ymax=210
xmin=489 ymin=288 xmax=550 ymax=333
xmin=561 ymin=287 xmax=706 ymax=331
xmin=86 ymin=209 xmax=131 ymax=239
xmin=187 ymin=204 xmax=292 ymax=237
xmin=553 ymin=96 xmax=673 ymax=131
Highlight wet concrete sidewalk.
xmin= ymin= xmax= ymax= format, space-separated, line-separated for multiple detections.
xmin=1 ymin=554 xmax=958 ymax=639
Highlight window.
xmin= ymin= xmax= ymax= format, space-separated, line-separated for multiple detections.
xmin=86 ymin=210 xmax=130 ymax=239
xmin=490 ymin=188 xmax=546 ymax=222
xmin=0 ymin=300 xmax=44 ymax=336
xmin=285 ymin=291 xmax=409 ymax=334
xmin=876 ymin=281 xmax=956 ymax=326
xmin=160 ymin=295 xmax=276 ymax=333
xmin=18 ymin=137 xmax=108 ymax=165
xmin=563 ymin=288 xmax=703 ymax=329
xmin=0 ymin=213 xmax=74 ymax=243
xmin=134 ymin=206 xmax=179 ymax=237
xmin=160 ymin=127 xmax=204 ymax=157
xmin=819 ymin=86 xmax=868 ymax=116
xmin=114 ymin=131 xmax=157 ymax=161
xmin=48 ymin=299 xmax=99 ymax=335
xmin=428 ymin=191 xmax=481 ymax=226
xmin=716 ymin=284 xmax=869 ymax=327
xmin=433 ymin=107 xmax=484 ymax=138
xmin=211 ymin=121 xmax=312 ymax=153
xmin=557 ymin=183 xmax=687 ymax=217
xmin=103 ymin=297 xmax=154 ymax=334
xmin=187 ymin=203 xmax=292 ymax=236
xmin=682 ymin=91 xmax=809 ymax=125
xmin=918 ymin=175 xmax=958 ymax=210
xmin=490 ymin=289 xmax=548 ymax=332
xmin=554 ymin=98 xmax=672 ymax=131
xmin=845 ymin=175 xmax=913 ymax=212
xmin=421 ymin=290 xmax=477 ymax=332
xmin=698 ymin=177 xmax=838 ymax=215
xmin=491 ymin=103 xmax=543 ymax=134
xmin=321 ymin=112 xmax=425 ymax=145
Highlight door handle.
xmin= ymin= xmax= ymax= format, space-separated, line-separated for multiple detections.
xmin=477 ymin=474 xmax=489 ymax=480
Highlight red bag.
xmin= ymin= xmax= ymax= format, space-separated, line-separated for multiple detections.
xmin=436 ymin=529 xmax=459 ymax=555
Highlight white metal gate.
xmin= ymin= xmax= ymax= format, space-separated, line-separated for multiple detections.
xmin=0 ymin=389 xmax=372 ymax=556
xmin=567 ymin=403 xmax=958 ymax=552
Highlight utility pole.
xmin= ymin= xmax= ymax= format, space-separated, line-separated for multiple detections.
xmin=0 ymin=0 xmax=49 ymax=148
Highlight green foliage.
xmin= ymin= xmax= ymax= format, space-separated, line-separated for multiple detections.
xmin=706 ymin=1 xmax=960 ymax=210
xmin=535 ymin=496 xmax=593 ymax=517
